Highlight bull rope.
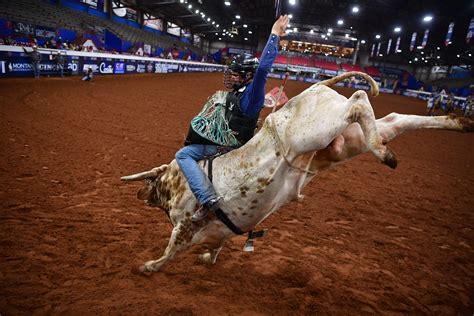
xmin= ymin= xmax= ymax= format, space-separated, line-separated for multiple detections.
xmin=191 ymin=90 xmax=240 ymax=147
xmin=267 ymin=115 xmax=315 ymax=175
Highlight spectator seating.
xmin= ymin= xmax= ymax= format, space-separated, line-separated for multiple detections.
xmin=0 ymin=0 xmax=206 ymax=56
xmin=290 ymin=56 xmax=312 ymax=67
xmin=365 ymin=66 xmax=381 ymax=77
xmin=314 ymin=60 xmax=339 ymax=71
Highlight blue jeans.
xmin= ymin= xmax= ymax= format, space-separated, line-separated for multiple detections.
xmin=175 ymin=144 xmax=219 ymax=205
xmin=32 ymin=62 xmax=39 ymax=78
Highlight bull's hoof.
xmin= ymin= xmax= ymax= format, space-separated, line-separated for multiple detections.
xmin=383 ymin=148 xmax=398 ymax=169
xmin=199 ymin=253 xmax=212 ymax=264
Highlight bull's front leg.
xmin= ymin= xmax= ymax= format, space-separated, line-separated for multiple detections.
xmin=139 ymin=219 xmax=194 ymax=273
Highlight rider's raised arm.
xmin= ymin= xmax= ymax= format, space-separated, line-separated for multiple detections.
xmin=241 ymin=15 xmax=289 ymax=117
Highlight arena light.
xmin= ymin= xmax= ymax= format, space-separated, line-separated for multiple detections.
xmin=375 ymin=34 xmax=381 ymax=39
xmin=436 ymin=46 xmax=440 ymax=50
xmin=195 ymin=9 xmax=199 ymax=13
xmin=243 ymin=24 xmax=248 ymax=28
xmin=216 ymin=24 xmax=219 ymax=27
xmin=215 ymin=32 xmax=218 ymax=35
xmin=328 ymin=28 xmax=333 ymax=33
xmin=470 ymin=53 xmax=472 ymax=57
xmin=437 ymin=56 xmax=440 ymax=59
xmin=409 ymin=61 xmax=412 ymax=63
xmin=244 ymin=37 xmax=248 ymax=40
xmin=394 ymin=26 xmax=401 ymax=33
xmin=379 ymin=54 xmax=383 ymax=57
xmin=232 ymin=21 xmax=236 ymax=25
xmin=224 ymin=1 xmax=231 ymax=5
xmin=188 ymin=4 xmax=192 ymax=8
xmin=345 ymin=34 xmax=349 ymax=38
xmin=236 ymin=15 xmax=241 ymax=19
xmin=421 ymin=51 xmax=424 ymax=54
xmin=248 ymin=30 xmax=252 ymax=34
xmin=326 ymin=32 xmax=331 ymax=36
xmin=457 ymin=54 xmax=460 ymax=57
xmin=289 ymin=0 xmax=296 ymax=5
xmin=414 ymin=57 xmax=418 ymax=61
xmin=352 ymin=6 xmax=359 ymax=13
xmin=207 ymin=18 xmax=210 ymax=21
xmin=310 ymin=30 xmax=314 ymax=34
xmin=338 ymin=19 xmax=344 ymax=25
xmin=423 ymin=15 xmax=433 ymax=22
xmin=212 ymin=21 xmax=215 ymax=25
xmin=288 ymin=14 xmax=293 ymax=19
xmin=360 ymin=39 xmax=366 ymax=44
xmin=293 ymin=27 xmax=298 ymax=32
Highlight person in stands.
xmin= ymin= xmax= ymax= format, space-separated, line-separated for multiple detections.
xmin=22 ymin=45 xmax=42 ymax=79
xmin=175 ymin=15 xmax=289 ymax=221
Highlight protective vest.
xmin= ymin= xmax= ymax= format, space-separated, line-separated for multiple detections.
xmin=185 ymin=87 xmax=261 ymax=148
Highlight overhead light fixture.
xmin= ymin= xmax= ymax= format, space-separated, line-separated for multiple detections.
xmin=437 ymin=56 xmax=440 ymax=59
xmin=409 ymin=61 xmax=412 ymax=63
xmin=216 ymin=24 xmax=219 ymax=27
xmin=215 ymin=32 xmax=218 ymax=35
xmin=289 ymin=0 xmax=296 ymax=5
xmin=423 ymin=15 xmax=433 ymax=22
xmin=224 ymin=1 xmax=231 ymax=5
xmin=244 ymin=37 xmax=248 ymax=40
xmin=288 ymin=14 xmax=293 ymax=19
xmin=375 ymin=34 xmax=381 ymax=39
xmin=243 ymin=24 xmax=248 ymax=28
xmin=219 ymin=37 xmax=222 ymax=40
xmin=360 ymin=40 xmax=366 ymax=44
xmin=352 ymin=6 xmax=359 ymax=13
xmin=195 ymin=9 xmax=199 ymax=13
xmin=337 ymin=19 xmax=343 ymax=25
xmin=207 ymin=18 xmax=210 ymax=21
xmin=236 ymin=15 xmax=241 ymax=19
xmin=457 ymin=54 xmax=460 ymax=57
xmin=248 ymin=30 xmax=252 ymax=34
xmin=188 ymin=4 xmax=192 ymax=8
xmin=345 ymin=34 xmax=349 ymax=38
xmin=394 ymin=26 xmax=401 ymax=32
xmin=212 ymin=21 xmax=215 ymax=24
xmin=232 ymin=21 xmax=236 ymax=25
xmin=379 ymin=54 xmax=383 ymax=56
xmin=414 ymin=57 xmax=418 ymax=61
xmin=328 ymin=28 xmax=333 ymax=33
xmin=293 ymin=27 xmax=298 ymax=32
xmin=310 ymin=30 xmax=314 ymax=34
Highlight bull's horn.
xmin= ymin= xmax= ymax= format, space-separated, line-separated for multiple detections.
xmin=121 ymin=169 xmax=158 ymax=181
xmin=317 ymin=71 xmax=379 ymax=97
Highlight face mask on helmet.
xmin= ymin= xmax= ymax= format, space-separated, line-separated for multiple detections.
xmin=223 ymin=54 xmax=259 ymax=90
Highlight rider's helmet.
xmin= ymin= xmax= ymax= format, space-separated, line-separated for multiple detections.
xmin=223 ymin=53 xmax=259 ymax=90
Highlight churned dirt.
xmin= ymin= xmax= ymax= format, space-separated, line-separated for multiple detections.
xmin=0 ymin=73 xmax=473 ymax=315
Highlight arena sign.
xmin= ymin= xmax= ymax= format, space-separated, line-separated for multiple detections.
xmin=0 ymin=46 xmax=225 ymax=78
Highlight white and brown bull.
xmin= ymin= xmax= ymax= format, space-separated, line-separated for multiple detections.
xmin=122 ymin=72 xmax=473 ymax=273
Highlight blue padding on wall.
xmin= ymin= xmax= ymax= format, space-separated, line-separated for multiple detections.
xmin=0 ymin=18 xmax=12 ymax=37
xmin=88 ymin=9 xmax=108 ymax=19
xmin=61 ymin=0 xmax=87 ymax=12
xmin=57 ymin=28 xmax=77 ymax=42
xmin=104 ymin=29 xmax=122 ymax=52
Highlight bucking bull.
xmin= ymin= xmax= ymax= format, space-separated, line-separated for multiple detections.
xmin=122 ymin=71 xmax=473 ymax=273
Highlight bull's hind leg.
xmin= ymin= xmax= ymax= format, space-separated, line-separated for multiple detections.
xmin=346 ymin=90 xmax=397 ymax=169
xmin=140 ymin=220 xmax=194 ymax=273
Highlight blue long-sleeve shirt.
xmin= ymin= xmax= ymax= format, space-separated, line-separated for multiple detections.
xmin=239 ymin=33 xmax=279 ymax=118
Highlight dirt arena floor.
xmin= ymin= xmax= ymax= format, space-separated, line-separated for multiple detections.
xmin=0 ymin=73 xmax=473 ymax=315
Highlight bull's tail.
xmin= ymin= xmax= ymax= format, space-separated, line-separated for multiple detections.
xmin=317 ymin=71 xmax=379 ymax=97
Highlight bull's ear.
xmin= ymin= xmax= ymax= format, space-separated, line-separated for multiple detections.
xmin=137 ymin=186 xmax=154 ymax=200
